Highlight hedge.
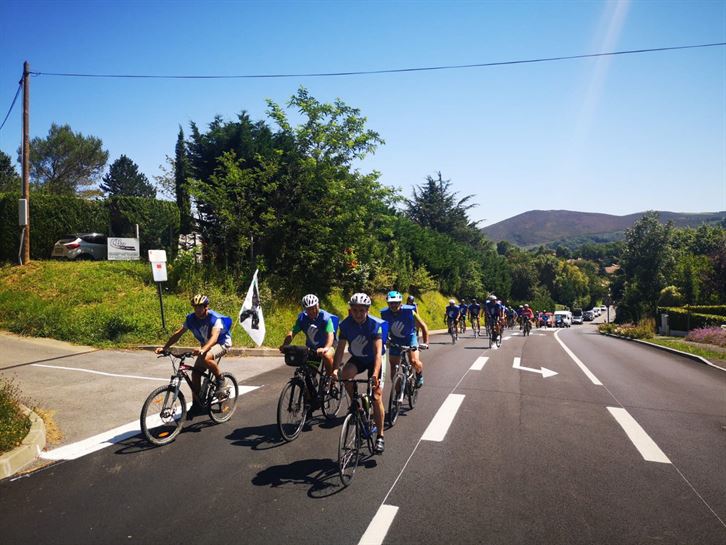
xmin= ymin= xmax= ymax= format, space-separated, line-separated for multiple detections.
xmin=658 ymin=307 xmax=726 ymax=331
xmin=0 ymin=192 xmax=180 ymax=261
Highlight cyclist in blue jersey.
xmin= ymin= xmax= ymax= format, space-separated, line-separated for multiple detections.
xmin=334 ymin=293 xmax=386 ymax=454
xmin=407 ymin=295 xmax=421 ymax=338
xmin=468 ymin=298 xmax=482 ymax=336
xmin=458 ymin=299 xmax=468 ymax=333
xmin=381 ymin=291 xmax=429 ymax=388
xmin=279 ymin=294 xmax=337 ymax=380
xmin=484 ymin=294 xmax=504 ymax=338
xmin=156 ymin=294 xmax=232 ymax=418
xmin=444 ymin=299 xmax=460 ymax=330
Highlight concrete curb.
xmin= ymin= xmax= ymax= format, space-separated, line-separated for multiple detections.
xmin=601 ymin=333 xmax=726 ymax=373
xmin=0 ymin=405 xmax=46 ymax=480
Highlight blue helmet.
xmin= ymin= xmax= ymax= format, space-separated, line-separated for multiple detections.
xmin=387 ymin=290 xmax=403 ymax=303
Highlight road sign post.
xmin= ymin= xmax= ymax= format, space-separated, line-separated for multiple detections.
xmin=149 ymin=250 xmax=168 ymax=330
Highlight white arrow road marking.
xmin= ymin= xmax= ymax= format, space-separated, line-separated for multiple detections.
xmin=359 ymin=505 xmax=399 ymax=545
xmin=607 ymin=407 xmax=671 ymax=464
xmin=41 ymin=386 xmax=259 ymax=460
xmin=470 ymin=357 xmax=489 ymax=371
xmin=512 ymin=357 xmax=558 ymax=378
xmin=503 ymin=336 xmax=512 ymax=340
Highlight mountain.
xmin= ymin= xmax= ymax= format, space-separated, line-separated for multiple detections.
xmin=481 ymin=210 xmax=725 ymax=247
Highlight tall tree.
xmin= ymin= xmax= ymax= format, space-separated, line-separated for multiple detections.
xmin=0 ymin=150 xmax=20 ymax=192
xmin=174 ymin=127 xmax=192 ymax=233
xmin=24 ymin=123 xmax=108 ymax=195
xmin=100 ymin=155 xmax=156 ymax=197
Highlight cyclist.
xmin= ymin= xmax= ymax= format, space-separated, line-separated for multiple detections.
xmin=156 ymin=294 xmax=232 ymax=419
xmin=458 ymin=299 xmax=469 ymax=333
xmin=380 ymin=291 xmax=429 ymax=388
xmin=444 ymin=299 xmax=460 ymax=333
xmin=484 ymin=295 xmax=503 ymax=340
xmin=468 ymin=298 xmax=482 ymax=336
xmin=521 ymin=303 xmax=534 ymax=330
xmin=407 ymin=295 xmax=421 ymax=338
xmin=279 ymin=294 xmax=337 ymax=381
xmin=334 ymin=293 xmax=386 ymax=455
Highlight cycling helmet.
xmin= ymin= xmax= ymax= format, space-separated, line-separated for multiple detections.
xmin=349 ymin=293 xmax=371 ymax=306
xmin=191 ymin=294 xmax=209 ymax=306
xmin=407 ymin=295 xmax=415 ymax=304
xmin=471 ymin=298 xmax=477 ymax=304
xmin=449 ymin=299 xmax=456 ymax=304
xmin=461 ymin=299 xmax=467 ymax=304
xmin=387 ymin=290 xmax=403 ymax=303
xmin=524 ymin=304 xmax=529 ymax=308
xmin=519 ymin=305 xmax=524 ymax=309
xmin=301 ymin=294 xmax=319 ymax=308
xmin=488 ymin=294 xmax=496 ymax=301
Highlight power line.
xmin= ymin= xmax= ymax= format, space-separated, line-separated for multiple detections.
xmin=0 ymin=80 xmax=22 ymax=132
xmin=30 ymin=41 xmax=726 ymax=80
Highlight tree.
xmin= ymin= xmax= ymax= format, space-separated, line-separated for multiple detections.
xmin=100 ymin=155 xmax=155 ymax=198
xmin=0 ymin=150 xmax=20 ymax=192
xmin=24 ymin=123 xmax=108 ymax=195
xmin=174 ymin=127 xmax=192 ymax=233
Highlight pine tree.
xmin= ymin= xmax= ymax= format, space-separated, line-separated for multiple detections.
xmin=174 ymin=127 xmax=192 ymax=233
xmin=100 ymin=155 xmax=156 ymax=197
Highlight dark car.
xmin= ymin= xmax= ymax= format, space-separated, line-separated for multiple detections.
xmin=583 ymin=310 xmax=595 ymax=321
xmin=51 ymin=233 xmax=108 ymax=260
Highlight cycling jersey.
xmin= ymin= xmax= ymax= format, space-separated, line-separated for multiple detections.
xmin=184 ymin=310 xmax=232 ymax=347
xmin=380 ymin=304 xmax=417 ymax=342
xmin=445 ymin=304 xmax=460 ymax=321
xmin=459 ymin=304 xmax=468 ymax=318
xmin=485 ymin=301 xmax=502 ymax=319
xmin=338 ymin=314 xmax=386 ymax=364
xmin=468 ymin=303 xmax=481 ymax=318
xmin=291 ymin=309 xmax=335 ymax=350
xmin=521 ymin=308 xmax=534 ymax=320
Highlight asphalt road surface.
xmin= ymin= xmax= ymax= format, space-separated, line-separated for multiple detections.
xmin=1 ymin=322 xmax=724 ymax=545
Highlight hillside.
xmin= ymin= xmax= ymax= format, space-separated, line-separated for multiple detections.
xmin=482 ymin=210 xmax=725 ymax=247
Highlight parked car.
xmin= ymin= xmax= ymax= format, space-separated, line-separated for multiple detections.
xmin=583 ymin=310 xmax=595 ymax=321
xmin=572 ymin=308 xmax=583 ymax=325
xmin=600 ymin=305 xmax=607 ymax=313
xmin=51 ymin=233 xmax=108 ymax=260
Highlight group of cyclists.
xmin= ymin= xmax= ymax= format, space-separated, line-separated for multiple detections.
xmin=444 ymin=296 xmax=540 ymax=341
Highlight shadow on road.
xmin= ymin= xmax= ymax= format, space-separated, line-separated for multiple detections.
xmin=227 ymin=423 xmax=286 ymax=450
xmin=251 ymin=458 xmax=348 ymax=498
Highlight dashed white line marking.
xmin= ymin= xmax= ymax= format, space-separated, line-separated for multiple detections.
xmin=358 ymin=504 xmax=399 ymax=545
xmin=470 ymin=357 xmax=489 ymax=371
xmin=554 ymin=330 xmax=603 ymax=385
xmin=41 ymin=385 xmax=259 ymax=460
xmin=421 ymin=393 xmax=465 ymax=442
xmin=31 ymin=363 xmax=167 ymax=382
xmin=607 ymin=407 xmax=671 ymax=464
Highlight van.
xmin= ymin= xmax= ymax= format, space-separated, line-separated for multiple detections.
xmin=554 ymin=310 xmax=572 ymax=327
xmin=572 ymin=308 xmax=583 ymax=325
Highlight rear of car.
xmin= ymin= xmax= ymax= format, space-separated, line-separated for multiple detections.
xmin=572 ymin=308 xmax=583 ymax=325
xmin=51 ymin=233 xmax=108 ymax=260
xmin=583 ymin=310 xmax=594 ymax=321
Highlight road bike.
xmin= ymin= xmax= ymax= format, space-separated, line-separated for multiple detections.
xmin=387 ymin=343 xmax=428 ymax=426
xmin=487 ymin=317 xmax=503 ymax=349
xmin=523 ymin=318 xmax=532 ymax=336
xmin=338 ymin=377 xmax=377 ymax=487
xmin=140 ymin=351 xmax=239 ymax=446
xmin=458 ymin=316 xmax=467 ymax=335
xmin=470 ymin=315 xmax=482 ymax=338
xmin=277 ymin=345 xmax=343 ymax=442
xmin=447 ymin=317 xmax=458 ymax=344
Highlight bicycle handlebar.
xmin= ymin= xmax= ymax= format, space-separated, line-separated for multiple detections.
xmin=157 ymin=350 xmax=195 ymax=359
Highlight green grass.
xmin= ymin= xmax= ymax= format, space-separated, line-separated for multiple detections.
xmin=0 ymin=377 xmax=30 ymax=454
xmin=0 ymin=261 xmax=452 ymax=349
xmin=647 ymin=337 xmax=726 ymax=363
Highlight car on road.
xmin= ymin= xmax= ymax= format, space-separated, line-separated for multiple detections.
xmin=554 ymin=310 xmax=572 ymax=327
xmin=51 ymin=233 xmax=108 ymax=260
xmin=600 ymin=305 xmax=608 ymax=313
xmin=583 ymin=310 xmax=595 ymax=321
xmin=572 ymin=308 xmax=583 ymax=325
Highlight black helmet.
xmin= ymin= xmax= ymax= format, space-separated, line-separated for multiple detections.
xmin=407 ymin=295 xmax=415 ymax=304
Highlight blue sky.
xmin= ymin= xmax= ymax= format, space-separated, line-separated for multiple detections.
xmin=1 ymin=0 xmax=724 ymax=226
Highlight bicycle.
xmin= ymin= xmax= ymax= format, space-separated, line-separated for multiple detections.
xmin=447 ymin=317 xmax=458 ymax=344
xmin=140 ymin=351 xmax=239 ymax=446
xmin=458 ymin=317 xmax=467 ymax=335
xmin=277 ymin=345 xmax=343 ymax=442
xmin=337 ymin=377 xmax=377 ymax=487
xmin=387 ymin=343 xmax=428 ymax=426
xmin=470 ymin=315 xmax=481 ymax=338
xmin=487 ymin=317 xmax=502 ymax=349
xmin=523 ymin=318 xmax=532 ymax=336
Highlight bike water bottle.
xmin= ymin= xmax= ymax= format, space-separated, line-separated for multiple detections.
xmin=362 ymin=393 xmax=370 ymax=414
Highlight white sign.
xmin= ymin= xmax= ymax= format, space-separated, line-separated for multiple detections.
xmin=107 ymin=238 xmax=140 ymax=261
xmin=148 ymin=249 xmax=167 ymax=263
xmin=151 ymin=261 xmax=168 ymax=282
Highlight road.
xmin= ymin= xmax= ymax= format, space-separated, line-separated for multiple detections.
xmin=1 ymin=321 xmax=724 ymax=545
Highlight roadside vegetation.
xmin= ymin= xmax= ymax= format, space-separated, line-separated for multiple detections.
xmin=0 ymin=377 xmax=30 ymax=454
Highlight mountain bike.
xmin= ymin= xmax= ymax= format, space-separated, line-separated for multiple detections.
xmin=338 ymin=377 xmax=377 ymax=487
xmin=387 ymin=343 xmax=428 ymax=426
xmin=447 ymin=317 xmax=458 ymax=344
xmin=277 ymin=345 xmax=343 ymax=442
xmin=140 ymin=351 xmax=239 ymax=446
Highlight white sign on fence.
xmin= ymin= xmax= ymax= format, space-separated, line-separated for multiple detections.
xmin=107 ymin=238 xmax=140 ymax=261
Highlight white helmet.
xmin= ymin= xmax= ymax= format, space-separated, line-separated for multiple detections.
xmin=488 ymin=294 xmax=496 ymax=301
xmin=349 ymin=293 xmax=371 ymax=306
xmin=301 ymin=294 xmax=319 ymax=308
xmin=449 ymin=299 xmax=456 ymax=304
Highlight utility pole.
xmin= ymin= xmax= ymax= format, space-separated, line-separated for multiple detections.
xmin=21 ymin=61 xmax=30 ymax=264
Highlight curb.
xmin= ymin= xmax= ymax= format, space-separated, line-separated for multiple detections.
xmin=601 ymin=333 xmax=726 ymax=373
xmin=136 ymin=345 xmax=281 ymax=357
xmin=0 ymin=405 xmax=46 ymax=480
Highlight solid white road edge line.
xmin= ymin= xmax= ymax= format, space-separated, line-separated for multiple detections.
xmin=607 ymin=407 xmax=671 ymax=464
xmin=358 ymin=505 xmax=399 ymax=545
xmin=470 ymin=357 xmax=489 ymax=371
xmin=554 ymin=329 xmax=603 ymax=386
xmin=31 ymin=363 xmax=168 ymax=382
xmin=421 ymin=393 xmax=465 ymax=442
xmin=40 ymin=385 xmax=259 ymax=461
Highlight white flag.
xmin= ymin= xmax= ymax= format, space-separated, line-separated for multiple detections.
xmin=238 ymin=269 xmax=266 ymax=347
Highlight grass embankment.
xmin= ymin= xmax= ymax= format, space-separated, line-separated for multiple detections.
xmin=648 ymin=337 xmax=726 ymax=364
xmin=0 ymin=261 xmax=451 ymax=349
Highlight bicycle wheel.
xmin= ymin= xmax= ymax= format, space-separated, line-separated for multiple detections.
xmin=140 ymin=385 xmax=186 ymax=446
xmin=277 ymin=378 xmax=307 ymax=441
xmin=387 ymin=371 xmax=404 ymax=426
xmin=208 ymin=372 xmax=239 ymax=424
xmin=321 ymin=376 xmax=343 ymax=420
xmin=406 ymin=373 xmax=418 ymax=410
xmin=338 ymin=412 xmax=360 ymax=487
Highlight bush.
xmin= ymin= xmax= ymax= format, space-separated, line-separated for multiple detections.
xmin=657 ymin=307 xmax=726 ymax=331
xmin=658 ymin=285 xmax=684 ymax=307
xmin=685 ymin=327 xmax=726 ymax=348
xmin=0 ymin=377 xmax=30 ymax=454
xmin=599 ymin=318 xmax=654 ymax=339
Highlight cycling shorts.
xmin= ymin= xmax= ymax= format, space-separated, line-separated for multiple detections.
xmin=389 ymin=334 xmax=418 ymax=357
xmin=345 ymin=356 xmax=383 ymax=385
